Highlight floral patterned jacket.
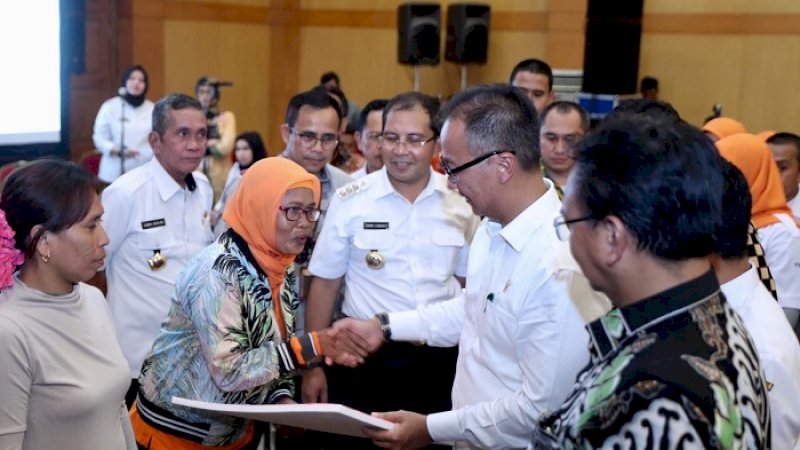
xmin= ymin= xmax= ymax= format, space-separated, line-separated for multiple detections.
xmin=139 ymin=230 xmax=297 ymax=446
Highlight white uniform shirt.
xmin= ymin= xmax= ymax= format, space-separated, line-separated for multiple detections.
xmin=757 ymin=214 xmax=800 ymax=310
xmin=390 ymin=182 xmax=610 ymax=449
xmin=350 ymin=165 xmax=368 ymax=179
xmin=102 ymin=158 xmax=214 ymax=377
xmin=788 ymin=188 xmax=800 ymax=220
xmin=92 ymin=96 xmax=155 ymax=183
xmin=721 ymin=264 xmax=800 ymax=450
xmin=308 ymin=168 xmax=478 ymax=319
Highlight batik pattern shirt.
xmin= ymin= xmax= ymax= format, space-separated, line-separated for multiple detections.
xmin=138 ymin=230 xmax=297 ymax=446
xmin=531 ymin=270 xmax=771 ymax=450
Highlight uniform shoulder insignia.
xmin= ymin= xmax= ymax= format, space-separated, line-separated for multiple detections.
xmin=336 ymin=178 xmax=370 ymax=199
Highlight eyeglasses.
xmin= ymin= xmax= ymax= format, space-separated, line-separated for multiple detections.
xmin=290 ymin=127 xmax=339 ymax=150
xmin=380 ymin=133 xmax=436 ymax=150
xmin=365 ymin=132 xmax=382 ymax=142
xmin=278 ymin=206 xmax=322 ymax=222
xmin=441 ymin=150 xmax=517 ymax=181
xmin=553 ymin=214 xmax=595 ymax=241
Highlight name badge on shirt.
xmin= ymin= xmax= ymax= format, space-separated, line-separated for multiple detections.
xmin=363 ymin=222 xmax=389 ymax=230
xmin=141 ymin=218 xmax=166 ymax=230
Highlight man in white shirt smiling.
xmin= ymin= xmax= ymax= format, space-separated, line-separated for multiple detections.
xmin=337 ymin=84 xmax=609 ymax=450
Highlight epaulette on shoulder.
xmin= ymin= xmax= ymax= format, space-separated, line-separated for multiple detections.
xmin=336 ymin=177 xmax=370 ymax=200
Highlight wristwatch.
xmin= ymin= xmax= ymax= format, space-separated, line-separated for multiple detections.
xmin=375 ymin=312 xmax=392 ymax=341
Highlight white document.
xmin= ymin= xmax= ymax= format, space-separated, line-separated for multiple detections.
xmin=172 ymin=397 xmax=394 ymax=438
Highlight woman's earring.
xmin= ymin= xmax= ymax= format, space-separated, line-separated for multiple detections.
xmin=41 ymin=253 xmax=50 ymax=263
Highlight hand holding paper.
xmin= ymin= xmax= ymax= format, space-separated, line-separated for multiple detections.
xmin=363 ymin=410 xmax=432 ymax=450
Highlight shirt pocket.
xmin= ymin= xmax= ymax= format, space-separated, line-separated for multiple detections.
xmin=134 ymin=228 xmax=177 ymax=257
xmin=428 ymin=229 xmax=466 ymax=278
xmin=476 ymin=293 xmax=517 ymax=380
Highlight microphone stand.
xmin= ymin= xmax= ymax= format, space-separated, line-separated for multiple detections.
xmin=120 ymin=97 xmax=126 ymax=177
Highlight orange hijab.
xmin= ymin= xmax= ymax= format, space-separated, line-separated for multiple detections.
xmin=716 ymin=133 xmax=797 ymax=229
xmin=702 ymin=117 xmax=746 ymax=141
xmin=223 ymin=157 xmax=320 ymax=294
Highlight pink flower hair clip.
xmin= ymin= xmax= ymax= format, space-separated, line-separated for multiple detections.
xmin=0 ymin=208 xmax=24 ymax=290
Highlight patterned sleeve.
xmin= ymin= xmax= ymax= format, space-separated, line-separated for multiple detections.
xmin=181 ymin=249 xmax=286 ymax=395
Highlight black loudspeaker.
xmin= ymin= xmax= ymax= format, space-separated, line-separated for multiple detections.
xmin=581 ymin=0 xmax=643 ymax=94
xmin=398 ymin=3 xmax=441 ymax=65
xmin=63 ymin=0 xmax=86 ymax=74
xmin=446 ymin=4 xmax=490 ymax=64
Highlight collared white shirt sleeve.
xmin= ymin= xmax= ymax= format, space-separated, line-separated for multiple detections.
xmin=415 ymin=184 xmax=600 ymax=450
xmin=425 ymin=274 xmax=592 ymax=450
xmin=388 ymin=293 xmax=465 ymax=346
xmin=757 ymin=216 xmax=800 ymax=310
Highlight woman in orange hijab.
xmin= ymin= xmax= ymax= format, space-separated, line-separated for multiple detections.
xmin=130 ymin=158 xmax=367 ymax=450
xmin=702 ymin=117 xmax=746 ymax=142
xmin=717 ymin=133 xmax=800 ymax=327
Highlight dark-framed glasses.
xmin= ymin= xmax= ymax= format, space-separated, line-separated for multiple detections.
xmin=441 ymin=150 xmax=517 ymax=181
xmin=380 ymin=133 xmax=435 ymax=150
xmin=290 ymin=127 xmax=339 ymax=150
xmin=279 ymin=206 xmax=322 ymax=222
xmin=553 ymin=214 xmax=595 ymax=241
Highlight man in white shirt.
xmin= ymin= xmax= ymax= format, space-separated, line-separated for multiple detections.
xmin=350 ymin=99 xmax=388 ymax=179
xmin=101 ymin=94 xmax=215 ymax=407
xmin=767 ymin=132 xmax=800 ymax=219
xmin=538 ymin=101 xmax=589 ymax=197
xmin=304 ymin=92 xmax=478 ymax=449
xmin=338 ymin=85 xmax=609 ymax=449
xmin=713 ymin=160 xmax=800 ymax=450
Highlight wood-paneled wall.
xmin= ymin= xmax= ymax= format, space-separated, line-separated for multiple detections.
xmin=68 ymin=0 xmax=800 ymax=159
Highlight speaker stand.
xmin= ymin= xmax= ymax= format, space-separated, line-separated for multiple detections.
xmin=413 ymin=65 xmax=420 ymax=92
xmin=460 ymin=65 xmax=468 ymax=90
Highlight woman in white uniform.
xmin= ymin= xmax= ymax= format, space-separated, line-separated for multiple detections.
xmin=92 ymin=65 xmax=155 ymax=183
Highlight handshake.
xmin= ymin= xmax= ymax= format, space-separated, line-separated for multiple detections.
xmin=315 ymin=316 xmax=387 ymax=368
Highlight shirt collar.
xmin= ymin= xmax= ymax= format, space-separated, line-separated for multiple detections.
xmin=719 ymin=263 xmax=758 ymax=311
xmin=373 ymin=167 xmax=443 ymax=201
xmin=148 ymin=158 xmax=189 ymax=201
xmin=487 ymin=178 xmax=560 ymax=253
xmin=587 ymin=268 xmax=720 ymax=358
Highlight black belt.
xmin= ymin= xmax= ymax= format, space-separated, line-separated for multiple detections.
xmin=136 ymin=393 xmax=211 ymax=444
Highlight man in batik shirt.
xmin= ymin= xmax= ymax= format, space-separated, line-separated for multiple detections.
xmin=532 ymin=114 xmax=771 ymax=449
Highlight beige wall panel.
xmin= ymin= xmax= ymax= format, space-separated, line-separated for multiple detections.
xmin=738 ymin=35 xmax=800 ymax=134
xmin=300 ymin=0 xmax=546 ymax=12
xmin=298 ymin=28 xmax=545 ymax=106
xmin=645 ymin=0 xmax=800 ymax=14
xmin=298 ymin=27 xmax=451 ymax=105
xmin=468 ymin=31 xmax=547 ymax=84
xmin=163 ymin=20 xmax=272 ymax=144
xmin=639 ymin=34 xmax=744 ymax=128
xmin=169 ymin=0 xmax=271 ymax=6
